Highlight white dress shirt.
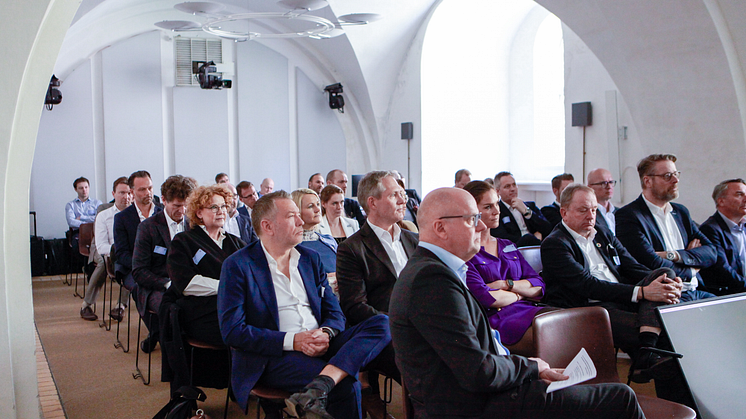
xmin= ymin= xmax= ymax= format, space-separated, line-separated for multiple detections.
xmin=164 ymin=210 xmax=186 ymax=240
xmin=94 ymin=205 xmax=121 ymax=256
xmin=719 ymin=211 xmax=746 ymax=276
xmin=135 ymin=202 xmax=156 ymax=222
xmin=224 ymin=212 xmax=241 ymax=238
xmin=563 ymin=221 xmax=640 ymax=303
xmin=642 ymin=196 xmax=698 ymax=291
xmin=508 ymin=206 xmax=530 ymax=236
xmin=368 ymin=221 xmax=408 ymax=276
xmin=597 ymin=202 xmax=616 ymax=233
xmin=261 ymin=242 xmax=319 ymax=351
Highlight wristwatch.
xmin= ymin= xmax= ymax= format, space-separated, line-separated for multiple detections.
xmin=523 ymin=208 xmax=532 ymax=218
xmin=666 ymin=251 xmax=677 ymax=261
xmin=506 ymin=279 xmax=514 ymax=291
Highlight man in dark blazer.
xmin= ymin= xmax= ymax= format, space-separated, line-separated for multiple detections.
xmin=337 ymin=171 xmax=418 ymax=419
xmin=700 ymin=179 xmax=746 ymax=295
xmin=615 ymin=154 xmax=716 ymax=301
xmin=541 ymin=173 xmax=574 ymax=228
xmin=541 ymin=185 xmax=685 ymax=392
xmin=218 ymin=192 xmax=389 ymax=419
xmin=224 ymin=183 xmax=257 ymax=244
xmin=327 ymin=169 xmax=367 ymax=225
xmin=132 ymin=175 xmax=196 ymax=353
xmin=492 ymin=171 xmax=552 ymax=246
xmin=113 ymin=171 xmax=162 ymax=320
xmin=390 ymin=187 xmax=643 ymax=419
xmin=236 ymin=181 xmax=258 ymax=217
xmin=587 ymin=168 xmax=618 ymax=233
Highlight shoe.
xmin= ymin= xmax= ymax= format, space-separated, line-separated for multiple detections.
xmin=286 ymin=387 xmax=335 ymax=419
xmin=628 ymin=348 xmax=673 ymax=384
xmin=109 ymin=307 xmax=125 ymax=322
xmin=362 ymin=392 xmax=395 ymax=419
xmin=140 ymin=335 xmax=158 ymax=353
xmin=80 ymin=306 xmax=98 ymax=321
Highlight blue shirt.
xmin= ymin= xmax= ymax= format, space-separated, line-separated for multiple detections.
xmin=65 ymin=197 xmax=102 ymax=229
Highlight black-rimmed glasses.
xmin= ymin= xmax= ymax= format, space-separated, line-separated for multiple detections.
xmin=589 ymin=180 xmax=617 ymax=188
xmin=647 ymin=171 xmax=681 ymax=182
xmin=439 ymin=213 xmax=481 ymax=226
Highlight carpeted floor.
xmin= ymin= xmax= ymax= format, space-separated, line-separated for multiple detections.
xmin=33 ymin=275 xmax=653 ymax=419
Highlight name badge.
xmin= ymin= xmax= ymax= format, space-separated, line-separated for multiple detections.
xmin=613 ymin=255 xmax=621 ymax=266
xmin=502 ymin=216 xmax=511 ymax=224
xmin=193 ymin=249 xmax=206 ymax=265
xmin=503 ymin=244 xmax=517 ymax=253
xmin=154 ymin=245 xmax=167 ymax=255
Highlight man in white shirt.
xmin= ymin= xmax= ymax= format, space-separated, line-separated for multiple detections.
xmin=223 ymin=183 xmax=257 ymax=244
xmin=492 ymin=171 xmax=552 ymax=246
xmin=80 ymin=177 xmax=131 ymax=321
xmin=337 ymin=171 xmax=419 ymax=419
xmin=218 ymin=191 xmax=390 ymax=419
xmin=587 ymin=168 xmax=618 ymax=233
xmin=616 ymin=154 xmax=717 ymax=302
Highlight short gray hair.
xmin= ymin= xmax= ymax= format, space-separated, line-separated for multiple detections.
xmin=712 ymin=179 xmax=746 ymax=204
xmin=560 ymin=183 xmax=595 ymax=209
xmin=252 ymin=190 xmax=291 ymax=235
xmin=357 ymin=171 xmax=396 ymax=213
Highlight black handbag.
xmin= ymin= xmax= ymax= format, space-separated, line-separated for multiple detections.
xmin=152 ymin=386 xmax=208 ymax=419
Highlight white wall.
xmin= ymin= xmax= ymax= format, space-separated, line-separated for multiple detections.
xmin=32 ymin=32 xmax=348 ymax=238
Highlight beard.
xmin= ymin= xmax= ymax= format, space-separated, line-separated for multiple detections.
xmin=653 ymin=186 xmax=678 ymax=203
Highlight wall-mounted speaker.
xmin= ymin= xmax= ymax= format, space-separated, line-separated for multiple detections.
xmin=401 ymin=122 xmax=413 ymax=140
xmin=572 ymin=102 xmax=592 ymax=127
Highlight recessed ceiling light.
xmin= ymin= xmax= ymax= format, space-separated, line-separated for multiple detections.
xmin=338 ymin=13 xmax=383 ymax=24
xmin=154 ymin=20 xmax=201 ymax=30
xmin=174 ymin=1 xmax=226 ymax=15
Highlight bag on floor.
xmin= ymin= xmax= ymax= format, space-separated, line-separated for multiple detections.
xmin=152 ymin=386 xmax=210 ymax=419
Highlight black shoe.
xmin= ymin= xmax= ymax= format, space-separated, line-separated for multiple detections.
xmin=109 ymin=307 xmax=125 ymax=322
xmin=629 ymin=348 xmax=673 ymax=383
xmin=80 ymin=306 xmax=98 ymax=321
xmin=140 ymin=335 xmax=158 ymax=353
xmin=286 ymin=387 xmax=335 ymax=419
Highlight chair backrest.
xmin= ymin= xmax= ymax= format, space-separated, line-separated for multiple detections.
xmin=518 ymin=245 xmax=542 ymax=274
xmin=532 ymin=306 xmax=620 ymax=384
xmin=104 ymin=255 xmax=115 ymax=279
xmin=78 ymin=222 xmax=94 ymax=257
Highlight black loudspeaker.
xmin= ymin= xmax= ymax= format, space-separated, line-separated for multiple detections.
xmin=351 ymin=175 xmax=364 ymax=197
xmin=572 ymin=102 xmax=592 ymax=127
xmin=401 ymin=122 xmax=414 ymax=140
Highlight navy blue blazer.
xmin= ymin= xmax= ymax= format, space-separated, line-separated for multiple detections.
xmin=540 ymin=202 xmax=562 ymax=228
xmin=615 ymin=195 xmax=716 ymax=281
xmin=114 ymin=204 xmax=162 ymax=276
xmin=491 ymin=200 xmax=552 ymax=244
xmin=344 ymin=197 xmax=367 ymax=226
xmin=237 ymin=205 xmax=250 ymax=218
xmin=541 ymin=223 xmax=651 ymax=308
xmin=700 ymin=211 xmax=746 ymax=294
xmin=217 ymin=241 xmax=344 ymax=410
xmin=595 ymin=206 xmax=617 ymax=232
xmin=234 ymin=212 xmax=258 ymax=244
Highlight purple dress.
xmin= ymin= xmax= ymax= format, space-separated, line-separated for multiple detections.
xmin=466 ymin=239 xmax=545 ymax=345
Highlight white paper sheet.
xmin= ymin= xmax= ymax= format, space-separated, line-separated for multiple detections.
xmin=546 ymin=347 xmax=597 ymax=393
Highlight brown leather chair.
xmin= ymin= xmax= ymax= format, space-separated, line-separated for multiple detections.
xmin=74 ymin=223 xmax=94 ymax=298
xmin=517 ymin=245 xmax=542 ymax=274
xmin=532 ymin=306 xmax=696 ymax=419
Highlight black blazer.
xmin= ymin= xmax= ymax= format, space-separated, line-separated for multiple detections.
xmin=114 ymin=204 xmax=162 ymax=276
xmin=491 ymin=200 xmax=552 ymax=244
xmin=132 ymin=211 xmax=177 ymax=316
xmin=336 ymin=221 xmax=418 ymax=325
xmin=541 ymin=223 xmax=651 ymax=308
xmin=389 ymin=247 xmax=539 ymax=418
xmin=540 ymin=202 xmax=562 ymax=228
xmin=344 ymin=197 xmax=367 ymax=226
xmin=700 ymin=211 xmax=746 ymax=294
xmin=595 ymin=205 xmax=617 ymax=232
xmin=616 ymin=195 xmax=716 ymax=281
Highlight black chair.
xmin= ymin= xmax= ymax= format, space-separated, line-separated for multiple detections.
xmin=132 ymin=308 xmax=157 ymax=385
xmin=187 ymin=338 xmax=231 ymax=419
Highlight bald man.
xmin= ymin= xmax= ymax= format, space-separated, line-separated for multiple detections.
xmin=587 ymin=168 xmax=618 ymax=233
xmin=259 ymin=178 xmax=275 ymax=197
xmin=389 ymin=188 xmax=643 ymax=419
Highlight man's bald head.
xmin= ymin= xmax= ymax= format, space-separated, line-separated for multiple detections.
xmin=418 ymin=188 xmax=484 ymax=261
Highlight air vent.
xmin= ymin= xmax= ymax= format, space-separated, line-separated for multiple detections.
xmin=175 ymin=38 xmax=223 ymax=86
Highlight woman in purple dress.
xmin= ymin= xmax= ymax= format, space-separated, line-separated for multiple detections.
xmin=464 ymin=181 xmax=554 ymax=355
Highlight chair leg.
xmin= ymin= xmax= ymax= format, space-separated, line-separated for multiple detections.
xmin=132 ymin=313 xmax=152 ymax=385
xmin=114 ymin=288 xmax=131 ymax=353
xmin=99 ymin=273 xmax=111 ymax=330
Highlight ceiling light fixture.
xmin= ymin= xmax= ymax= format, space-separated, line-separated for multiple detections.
xmin=202 ymin=12 xmax=335 ymax=40
xmin=277 ymin=0 xmax=329 ymax=12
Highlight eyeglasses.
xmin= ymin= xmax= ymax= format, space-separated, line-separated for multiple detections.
xmin=647 ymin=171 xmax=681 ymax=182
xmin=439 ymin=213 xmax=482 ymax=226
xmin=207 ymin=204 xmax=229 ymax=213
xmin=589 ymin=180 xmax=617 ymax=188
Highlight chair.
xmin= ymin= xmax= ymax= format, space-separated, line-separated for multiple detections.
xmin=250 ymin=385 xmax=291 ymax=419
xmin=64 ymin=228 xmax=77 ymax=286
xmin=517 ymin=245 xmax=542 ymax=274
xmin=75 ymin=222 xmax=94 ymax=299
xmin=400 ymin=381 xmax=414 ymax=419
xmin=109 ymin=246 xmax=133 ymax=353
xmin=186 ymin=338 xmax=231 ymax=419
xmin=132 ymin=309 xmax=158 ymax=385
xmin=99 ymin=255 xmax=114 ymax=331
xmin=532 ymin=307 xmax=696 ymax=419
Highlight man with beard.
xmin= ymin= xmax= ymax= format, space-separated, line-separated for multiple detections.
xmin=615 ymin=154 xmax=716 ymax=302
xmin=308 ymin=173 xmax=325 ymax=194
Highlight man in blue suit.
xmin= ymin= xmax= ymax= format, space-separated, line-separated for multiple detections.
xmin=492 ymin=171 xmax=552 ymax=246
xmin=615 ymin=154 xmax=716 ymax=302
xmin=218 ymin=191 xmax=390 ymax=419
xmin=700 ymin=179 xmax=746 ymax=295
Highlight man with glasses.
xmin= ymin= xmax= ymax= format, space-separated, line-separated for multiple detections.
xmin=223 ymin=183 xmax=257 ymax=245
xmin=587 ymin=168 xmax=618 ymax=234
xmin=337 ymin=171 xmax=418 ymax=419
xmin=389 ymin=187 xmax=644 ymax=419
xmin=616 ymin=154 xmax=716 ymax=303
xmin=236 ymin=181 xmax=258 ymax=217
